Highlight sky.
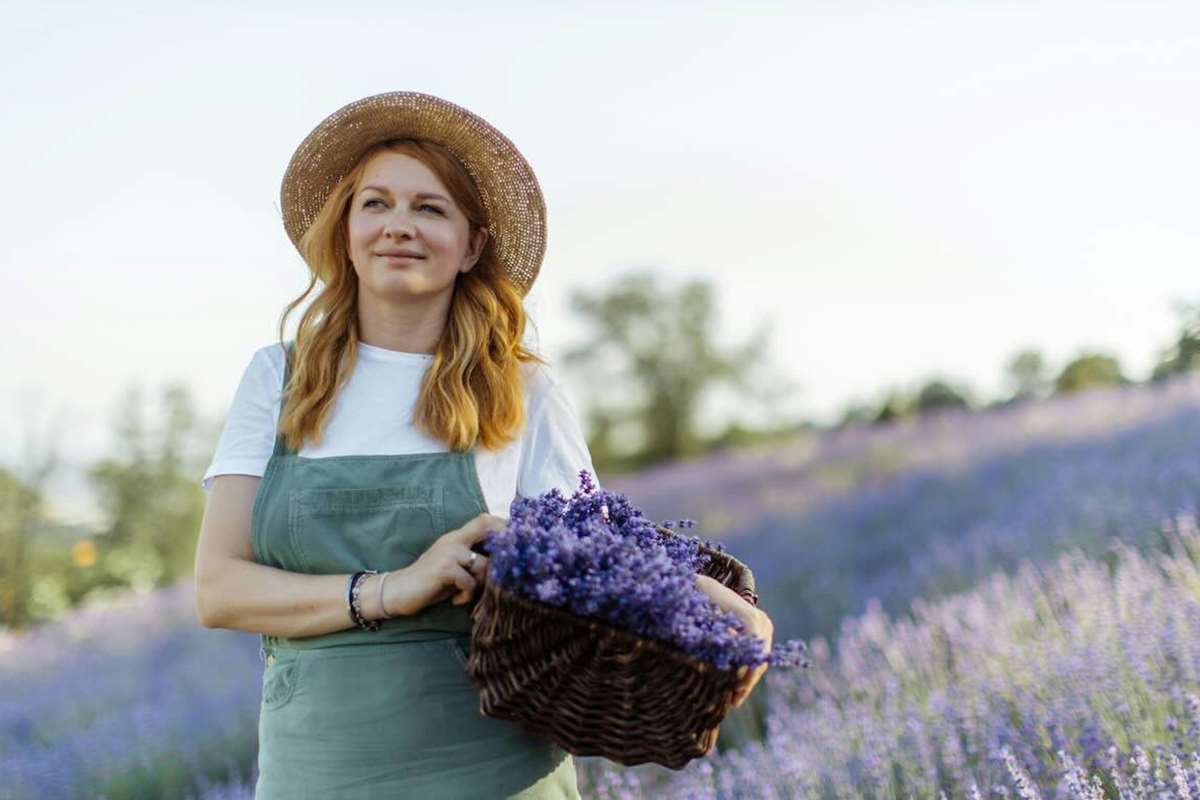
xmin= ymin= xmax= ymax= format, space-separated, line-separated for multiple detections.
xmin=3 ymin=1 xmax=1199 ymax=524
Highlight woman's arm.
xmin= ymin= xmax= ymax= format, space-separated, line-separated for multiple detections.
xmin=194 ymin=475 xmax=392 ymax=637
xmin=695 ymin=573 xmax=773 ymax=707
xmin=193 ymin=475 xmax=497 ymax=636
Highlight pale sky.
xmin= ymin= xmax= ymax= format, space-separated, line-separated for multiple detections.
xmin=3 ymin=1 xmax=1199 ymax=524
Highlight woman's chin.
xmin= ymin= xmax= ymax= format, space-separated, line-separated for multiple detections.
xmin=368 ymin=278 xmax=449 ymax=303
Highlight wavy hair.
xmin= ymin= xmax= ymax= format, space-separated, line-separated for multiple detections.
xmin=275 ymin=138 xmax=545 ymax=454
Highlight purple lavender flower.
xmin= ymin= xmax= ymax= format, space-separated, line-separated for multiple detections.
xmin=484 ymin=471 xmax=806 ymax=671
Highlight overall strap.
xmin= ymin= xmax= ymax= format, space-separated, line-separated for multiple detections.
xmin=270 ymin=340 xmax=296 ymax=458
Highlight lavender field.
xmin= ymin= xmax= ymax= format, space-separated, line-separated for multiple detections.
xmin=610 ymin=374 xmax=1200 ymax=643
xmin=5 ymin=376 xmax=1200 ymax=798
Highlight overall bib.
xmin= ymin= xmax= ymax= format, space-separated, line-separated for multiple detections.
xmin=251 ymin=344 xmax=580 ymax=799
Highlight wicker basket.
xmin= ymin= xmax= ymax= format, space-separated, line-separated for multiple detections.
xmin=465 ymin=526 xmax=758 ymax=769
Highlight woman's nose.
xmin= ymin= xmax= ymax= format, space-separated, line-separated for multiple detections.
xmin=383 ymin=212 xmax=417 ymax=239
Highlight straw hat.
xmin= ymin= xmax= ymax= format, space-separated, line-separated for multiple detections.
xmin=280 ymin=91 xmax=546 ymax=296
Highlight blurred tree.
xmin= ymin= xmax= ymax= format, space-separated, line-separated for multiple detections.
xmin=1054 ymin=352 xmax=1128 ymax=394
xmin=579 ymin=408 xmax=620 ymax=472
xmin=0 ymin=469 xmax=47 ymax=628
xmin=0 ymin=402 xmax=64 ymax=629
xmin=836 ymin=402 xmax=877 ymax=428
xmin=706 ymin=420 xmax=814 ymax=451
xmin=87 ymin=383 xmax=210 ymax=593
xmin=1151 ymin=300 xmax=1200 ymax=381
xmin=563 ymin=272 xmax=793 ymax=472
xmin=872 ymin=390 xmax=911 ymax=425
xmin=914 ymin=379 xmax=971 ymax=414
xmin=1004 ymin=348 xmax=1050 ymax=401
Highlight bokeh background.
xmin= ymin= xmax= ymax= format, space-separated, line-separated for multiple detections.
xmin=4 ymin=1 xmax=1200 ymax=797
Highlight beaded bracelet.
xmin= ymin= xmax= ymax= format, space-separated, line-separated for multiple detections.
xmin=348 ymin=570 xmax=381 ymax=631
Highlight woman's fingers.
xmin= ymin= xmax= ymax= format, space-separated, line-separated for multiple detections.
xmin=456 ymin=514 xmax=508 ymax=546
xmin=451 ymin=540 xmax=494 ymax=604
xmin=458 ymin=544 xmax=490 ymax=582
xmin=732 ymin=663 xmax=770 ymax=707
xmin=450 ymin=566 xmax=478 ymax=605
xmin=704 ymin=725 xmax=720 ymax=755
xmin=474 ymin=555 xmax=490 ymax=586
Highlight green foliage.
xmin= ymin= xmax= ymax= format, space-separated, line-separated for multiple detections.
xmin=0 ymin=416 xmax=62 ymax=629
xmin=0 ymin=466 xmax=43 ymax=627
xmin=914 ymin=379 xmax=971 ymax=413
xmin=1055 ymin=352 xmax=1128 ymax=394
xmin=563 ymin=272 xmax=795 ymax=472
xmin=1151 ymin=300 xmax=1200 ymax=381
xmin=706 ymin=420 xmax=815 ymax=452
xmin=1004 ymin=348 xmax=1049 ymax=401
xmin=837 ymin=402 xmax=878 ymax=428
xmin=0 ymin=382 xmax=217 ymax=630
xmin=872 ymin=391 xmax=912 ymax=425
xmin=857 ymin=379 xmax=973 ymax=427
xmin=87 ymin=383 xmax=212 ymax=594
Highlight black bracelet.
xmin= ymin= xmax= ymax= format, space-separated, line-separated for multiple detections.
xmin=348 ymin=570 xmax=381 ymax=631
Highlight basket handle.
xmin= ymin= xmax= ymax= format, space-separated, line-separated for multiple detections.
xmin=725 ymin=557 xmax=759 ymax=607
xmin=656 ymin=524 xmax=760 ymax=607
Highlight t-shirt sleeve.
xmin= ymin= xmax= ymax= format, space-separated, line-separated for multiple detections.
xmin=515 ymin=364 xmax=599 ymax=500
xmin=201 ymin=345 xmax=283 ymax=492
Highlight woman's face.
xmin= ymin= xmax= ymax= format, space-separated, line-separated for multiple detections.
xmin=346 ymin=150 xmax=485 ymax=304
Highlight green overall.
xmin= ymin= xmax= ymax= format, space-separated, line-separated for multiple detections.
xmin=251 ymin=344 xmax=580 ymax=799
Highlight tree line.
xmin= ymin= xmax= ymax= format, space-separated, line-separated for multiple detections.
xmin=562 ymin=275 xmax=1200 ymax=472
xmin=0 ymin=386 xmax=213 ymax=629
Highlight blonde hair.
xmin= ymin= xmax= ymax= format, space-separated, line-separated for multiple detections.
xmin=275 ymin=138 xmax=545 ymax=453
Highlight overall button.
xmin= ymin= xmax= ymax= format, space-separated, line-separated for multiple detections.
xmin=266 ymin=653 xmax=276 ymax=666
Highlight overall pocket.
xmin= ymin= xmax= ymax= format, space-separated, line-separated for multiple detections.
xmin=261 ymin=649 xmax=302 ymax=711
xmin=288 ymin=485 xmax=446 ymax=575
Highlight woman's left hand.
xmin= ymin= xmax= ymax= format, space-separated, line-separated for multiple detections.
xmin=695 ymin=574 xmax=774 ymax=708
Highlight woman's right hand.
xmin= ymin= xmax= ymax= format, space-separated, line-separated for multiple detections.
xmin=383 ymin=513 xmax=506 ymax=618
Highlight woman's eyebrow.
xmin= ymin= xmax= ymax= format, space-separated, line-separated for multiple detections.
xmin=358 ymin=185 xmax=450 ymax=203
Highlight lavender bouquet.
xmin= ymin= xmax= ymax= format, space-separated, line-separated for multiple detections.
xmin=481 ymin=470 xmax=808 ymax=673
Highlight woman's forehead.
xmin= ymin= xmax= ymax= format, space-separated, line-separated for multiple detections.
xmin=357 ymin=150 xmax=446 ymax=194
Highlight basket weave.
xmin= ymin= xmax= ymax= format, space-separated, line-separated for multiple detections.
xmin=465 ymin=526 xmax=758 ymax=769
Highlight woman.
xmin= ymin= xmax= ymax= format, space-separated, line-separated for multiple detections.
xmin=194 ymin=91 xmax=771 ymax=799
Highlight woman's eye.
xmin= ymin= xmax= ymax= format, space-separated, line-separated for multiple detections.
xmin=420 ymin=204 xmax=445 ymax=215
xmin=364 ymin=199 xmax=384 ymax=208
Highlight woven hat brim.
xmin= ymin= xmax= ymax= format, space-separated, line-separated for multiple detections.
xmin=280 ymin=91 xmax=546 ymax=296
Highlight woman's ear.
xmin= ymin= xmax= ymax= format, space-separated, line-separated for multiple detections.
xmin=462 ymin=226 xmax=489 ymax=273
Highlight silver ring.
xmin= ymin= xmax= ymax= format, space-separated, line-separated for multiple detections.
xmin=468 ymin=551 xmax=478 ymax=567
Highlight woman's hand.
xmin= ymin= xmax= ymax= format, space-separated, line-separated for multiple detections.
xmin=695 ymin=574 xmax=774 ymax=708
xmin=693 ymin=574 xmax=774 ymax=755
xmin=384 ymin=513 xmax=505 ymax=617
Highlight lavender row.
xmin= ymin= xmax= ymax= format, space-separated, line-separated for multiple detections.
xmin=575 ymin=517 xmax=1200 ymax=798
xmin=11 ymin=519 xmax=1200 ymax=798
xmin=0 ymin=581 xmax=261 ymax=799
xmin=612 ymin=372 xmax=1200 ymax=539
xmin=611 ymin=373 xmax=1200 ymax=643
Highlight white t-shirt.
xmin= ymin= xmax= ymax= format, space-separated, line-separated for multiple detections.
xmin=201 ymin=341 xmax=598 ymax=515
